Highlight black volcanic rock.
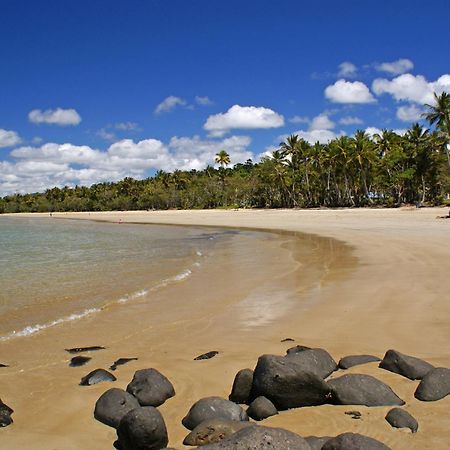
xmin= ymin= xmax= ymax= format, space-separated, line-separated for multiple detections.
xmin=110 ymin=358 xmax=138 ymax=371
xmin=322 ymin=432 xmax=391 ymax=449
xmin=414 ymin=367 xmax=450 ymax=401
xmin=379 ymin=350 xmax=434 ymax=380
xmin=116 ymin=406 xmax=168 ymax=450
xmin=0 ymin=399 xmax=13 ymax=427
xmin=198 ymin=425 xmax=311 ymax=450
xmin=80 ymin=368 xmax=116 ymax=386
xmin=182 ymin=396 xmax=248 ymax=431
xmin=246 ymin=396 xmax=278 ymax=421
xmin=126 ymin=368 xmax=175 ymax=407
xmin=66 ymin=346 xmax=105 ymax=353
xmin=94 ymin=388 xmax=140 ymax=428
xmin=229 ymin=369 xmax=253 ymax=404
xmin=69 ymin=356 xmax=91 ymax=367
xmin=251 ymin=354 xmax=331 ymax=410
xmin=328 ymin=374 xmax=404 ymax=406
xmin=285 ymin=347 xmax=337 ymax=378
xmin=338 ymin=355 xmax=381 ymax=369
xmin=194 ymin=351 xmax=219 ymax=361
xmin=385 ymin=408 xmax=418 ymax=433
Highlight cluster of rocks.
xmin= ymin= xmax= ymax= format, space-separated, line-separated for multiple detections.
xmin=89 ymin=346 xmax=450 ymax=449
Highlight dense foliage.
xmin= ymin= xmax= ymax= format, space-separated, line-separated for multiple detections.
xmin=1 ymin=96 xmax=449 ymax=213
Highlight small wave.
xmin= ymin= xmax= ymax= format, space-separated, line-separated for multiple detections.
xmin=118 ymin=289 xmax=149 ymax=304
xmin=0 ymin=307 xmax=100 ymax=342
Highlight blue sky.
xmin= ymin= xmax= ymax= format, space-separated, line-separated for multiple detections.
xmin=1 ymin=0 xmax=450 ymax=195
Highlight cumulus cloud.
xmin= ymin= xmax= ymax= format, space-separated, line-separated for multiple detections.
xmin=289 ymin=115 xmax=310 ymax=124
xmin=309 ymin=113 xmax=335 ymax=131
xmin=281 ymin=112 xmax=342 ymax=145
xmin=0 ymin=129 xmax=22 ymax=148
xmin=325 ymin=79 xmax=376 ymax=104
xmin=339 ymin=116 xmax=363 ymax=125
xmin=195 ymin=96 xmax=213 ymax=106
xmin=376 ymin=58 xmax=414 ymax=76
xmin=372 ymin=73 xmax=450 ymax=104
xmin=1 ymin=135 xmax=253 ymax=195
xmin=338 ymin=62 xmax=357 ymax=77
xmin=28 ymin=108 xmax=82 ymax=126
xmin=96 ymin=128 xmax=117 ymax=141
xmin=204 ymin=105 xmax=284 ymax=137
xmin=396 ymin=104 xmax=423 ymax=122
xmin=154 ymin=96 xmax=187 ymax=114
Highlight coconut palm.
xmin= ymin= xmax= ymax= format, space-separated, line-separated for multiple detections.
xmin=215 ymin=150 xmax=231 ymax=168
xmin=424 ymin=92 xmax=450 ymax=169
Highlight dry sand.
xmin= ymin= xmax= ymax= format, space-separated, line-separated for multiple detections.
xmin=1 ymin=207 xmax=450 ymax=449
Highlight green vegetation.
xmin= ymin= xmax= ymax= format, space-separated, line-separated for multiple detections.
xmin=1 ymin=96 xmax=449 ymax=213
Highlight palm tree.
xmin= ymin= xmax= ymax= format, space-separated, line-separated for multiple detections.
xmin=215 ymin=150 xmax=231 ymax=168
xmin=424 ymin=92 xmax=450 ymax=169
xmin=215 ymin=150 xmax=231 ymax=205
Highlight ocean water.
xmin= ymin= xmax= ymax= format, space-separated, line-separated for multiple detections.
xmin=0 ymin=217 xmax=239 ymax=340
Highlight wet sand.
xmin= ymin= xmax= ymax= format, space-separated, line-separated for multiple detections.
xmin=1 ymin=207 xmax=450 ymax=449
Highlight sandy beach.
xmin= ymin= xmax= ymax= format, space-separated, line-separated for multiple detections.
xmin=1 ymin=207 xmax=450 ymax=449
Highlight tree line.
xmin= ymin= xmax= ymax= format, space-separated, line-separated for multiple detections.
xmin=1 ymin=93 xmax=449 ymax=213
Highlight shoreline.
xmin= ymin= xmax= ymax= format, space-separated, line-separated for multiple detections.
xmin=1 ymin=207 xmax=450 ymax=449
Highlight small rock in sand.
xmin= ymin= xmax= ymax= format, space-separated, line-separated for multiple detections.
xmin=246 ymin=396 xmax=278 ymax=421
xmin=66 ymin=346 xmax=106 ymax=354
xmin=414 ymin=367 xmax=450 ymax=401
xmin=338 ymin=355 xmax=381 ymax=370
xmin=110 ymin=358 xmax=138 ymax=371
xmin=69 ymin=356 xmax=91 ymax=367
xmin=385 ymin=408 xmax=418 ymax=433
xmin=321 ymin=432 xmax=391 ymax=449
xmin=194 ymin=351 xmax=219 ymax=361
xmin=0 ymin=399 xmax=13 ymax=427
xmin=229 ymin=369 xmax=253 ymax=404
xmin=80 ymin=368 xmax=117 ymax=386
xmin=94 ymin=388 xmax=140 ymax=428
xmin=379 ymin=349 xmax=434 ymax=380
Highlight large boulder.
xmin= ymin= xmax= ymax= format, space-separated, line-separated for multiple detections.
xmin=183 ymin=419 xmax=254 ymax=446
xmin=80 ymin=368 xmax=117 ymax=386
xmin=116 ymin=406 xmax=168 ymax=450
xmin=246 ymin=396 xmax=278 ymax=421
xmin=327 ymin=374 xmax=404 ymax=406
xmin=385 ymin=408 xmax=418 ymax=433
xmin=229 ymin=369 xmax=253 ymax=404
xmin=379 ymin=350 xmax=434 ymax=380
xmin=251 ymin=354 xmax=331 ymax=410
xmin=322 ymin=432 xmax=391 ymax=449
xmin=0 ymin=399 xmax=13 ymax=427
xmin=414 ymin=367 xmax=450 ymax=401
xmin=198 ymin=425 xmax=311 ymax=450
xmin=305 ymin=436 xmax=333 ymax=450
xmin=338 ymin=355 xmax=380 ymax=370
xmin=94 ymin=388 xmax=140 ymax=428
xmin=285 ymin=347 xmax=337 ymax=378
xmin=126 ymin=368 xmax=175 ymax=407
xmin=182 ymin=397 xmax=248 ymax=431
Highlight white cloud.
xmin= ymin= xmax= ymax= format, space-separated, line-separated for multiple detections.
xmin=376 ymin=58 xmax=414 ymax=76
xmin=365 ymin=126 xmax=407 ymax=138
xmin=289 ymin=115 xmax=310 ymax=124
xmin=338 ymin=62 xmax=357 ymax=77
xmin=97 ymin=128 xmax=117 ymax=141
xmin=0 ymin=129 xmax=22 ymax=148
xmin=154 ymin=96 xmax=187 ymax=114
xmin=372 ymin=73 xmax=450 ymax=104
xmin=28 ymin=108 xmax=82 ymax=126
xmin=204 ymin=105 xmax=284 ymax=137
xmin=339 ymin=116 xmax=363 ymax=125
xmin=396 ymin=104 xmax=423 ymax=122
xmin=1 ymin=135 xmax=253 ymax=195
xmin=114 ymin=122 xmax=139 ymax=131
xmin=195 ymin=96 xmax=213 ymax=106
xmin=309 ymin=113 xmax=335 ymax=131
xmin=32 ymin=137 xmax=43 ymax=144
xmin=325 ymin=79 xmax=376 ymax=104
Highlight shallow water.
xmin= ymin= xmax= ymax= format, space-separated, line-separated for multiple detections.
xmin=0 ymin=217 xmax=245 ymax=339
